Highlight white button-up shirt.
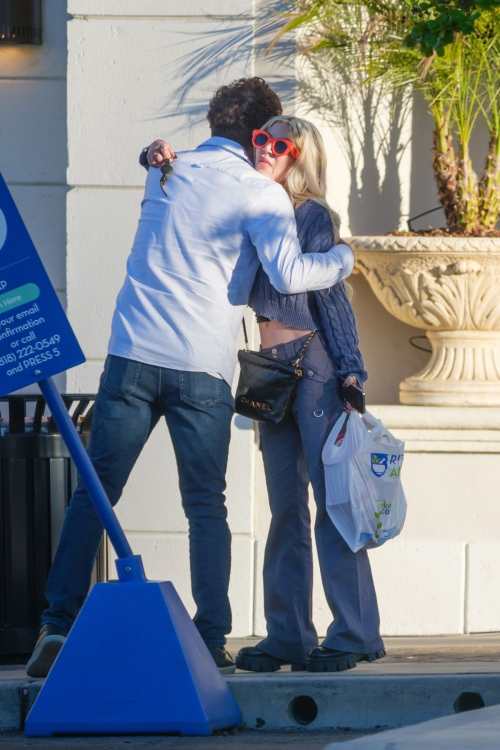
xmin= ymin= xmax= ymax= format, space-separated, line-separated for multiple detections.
xmin=108 ymin=138 xmax=354 ymax=384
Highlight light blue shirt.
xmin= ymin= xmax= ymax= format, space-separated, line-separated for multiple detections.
xmin=108 ymin=138 xmax=354 ymax=384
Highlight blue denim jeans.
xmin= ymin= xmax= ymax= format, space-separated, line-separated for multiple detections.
xmin=257 ymin=333 xmax=384 ymax=664
xmin=42 ymin=355 xmax=235 ymax=647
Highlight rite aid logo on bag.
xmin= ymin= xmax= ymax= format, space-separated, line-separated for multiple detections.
xmin=371 ymin=452 xmax=404 ymax=478
xmin=371 ymin=453 xmax=388 ymax=477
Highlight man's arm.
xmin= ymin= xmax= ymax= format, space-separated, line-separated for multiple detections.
xmin=246 ymin=184 xmax=354 ymax=295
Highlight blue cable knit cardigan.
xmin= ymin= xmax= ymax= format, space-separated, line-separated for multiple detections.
xmin=249 ymin=200 xmax=367 ymax=386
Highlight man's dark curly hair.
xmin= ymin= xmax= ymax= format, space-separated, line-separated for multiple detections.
xmin=207 ymin=77 xmax=282 ymax=156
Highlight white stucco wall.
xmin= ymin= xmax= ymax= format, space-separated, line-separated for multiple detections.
xmin=3 ymin=0 xmax=498 ymax=639
xmin=64 ymin=1 xmax=500 ymax=639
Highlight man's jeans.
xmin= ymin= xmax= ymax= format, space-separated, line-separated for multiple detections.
xmin=41 ymin=355 xmax=235 ymax=647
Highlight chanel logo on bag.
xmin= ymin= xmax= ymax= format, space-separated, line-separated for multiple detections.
xmin=241 ymin=397 xmax=272 ymax=411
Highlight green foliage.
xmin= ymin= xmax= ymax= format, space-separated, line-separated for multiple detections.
xmin=407 ymin=0 xmax=500 ymax=57
xmin=274 ymin=0 xmax=500 ymax=231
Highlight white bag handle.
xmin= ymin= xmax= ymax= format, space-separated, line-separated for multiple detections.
xmin=362 ymin=410 xmax=395 ymax=444
xmin=361 ymin=411 xmax=379 ymax=430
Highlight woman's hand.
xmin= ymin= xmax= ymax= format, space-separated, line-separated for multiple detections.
xmin=146 ymin=140 xmax=176 ymax=168
xmin=343 ymin=374 xmax=358 ymax=412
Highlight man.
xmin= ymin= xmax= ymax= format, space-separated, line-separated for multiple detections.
xmin=27 ymin=77 xmax=354 ymax=677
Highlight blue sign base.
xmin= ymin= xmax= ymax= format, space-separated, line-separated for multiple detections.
xmin=25 ymin=575 xmax=242 ymax=736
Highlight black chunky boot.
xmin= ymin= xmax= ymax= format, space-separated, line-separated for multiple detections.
xmin=236 ymin=646 xmax=306 ymax=673
xmin=306 ymin=646 xmax=386 ymax=673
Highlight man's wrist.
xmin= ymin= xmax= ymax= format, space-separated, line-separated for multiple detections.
xmin=333 ymin=244 xmax=355 ymax=279
xmin=139 ymin=147 xmax=149 ymax=169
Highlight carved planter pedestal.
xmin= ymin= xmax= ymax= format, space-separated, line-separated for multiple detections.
xmin=352 ymin=236 xmax=500 ymax=406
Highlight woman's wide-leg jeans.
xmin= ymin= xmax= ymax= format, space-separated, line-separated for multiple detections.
xmin=258 ymin=334 xmax=384 ymax=664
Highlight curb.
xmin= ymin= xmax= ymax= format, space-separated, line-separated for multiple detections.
xmin=0 ymin=680 xmax=24 ymax=731
xmin=2 ymin=671 xmax=500 ymax=733
xmin=0 ymin=679 xmax=45 ymax=732
xmin=226 ymin=672 xmax=500 ymax=731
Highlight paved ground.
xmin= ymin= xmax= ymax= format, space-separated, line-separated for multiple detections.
xmin=0 ymin=730 xmax=377 ymax=749
xmin=334 ymin=704 xmax=500 ymax=749
xmin=229 ymin=634 xmax=500 ymax=664
xmin=6 ymin=633 xmax=500 ymax=673
xmin=2 ymin=634 xmax=500 ymax=744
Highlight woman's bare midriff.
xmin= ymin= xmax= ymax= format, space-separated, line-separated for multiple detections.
xmin=259 ymin=319 xmax=313 ymax=349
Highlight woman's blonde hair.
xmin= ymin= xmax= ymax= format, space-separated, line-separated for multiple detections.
xmin=260 ymin=115 xmax=341 ymax=244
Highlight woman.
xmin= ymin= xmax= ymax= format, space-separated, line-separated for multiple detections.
xmin=144 ymin=116 xmax=384 ymax=673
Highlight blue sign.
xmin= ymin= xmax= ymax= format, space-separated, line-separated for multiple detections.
xmin=0 ymin=174 xmax=85 ymax=396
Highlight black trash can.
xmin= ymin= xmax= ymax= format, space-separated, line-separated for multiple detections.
xmin=0 ymin=394 xmax=107 ymax=662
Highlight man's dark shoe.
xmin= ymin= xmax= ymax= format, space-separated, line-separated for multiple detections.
xmin=26 ymin=623 xmax=68 ymax=678
xmin=306 ymin=646 xmax=386 ymax=673
xmin=236 ymin=646 xmax=306 ymax=673
xmin=208 ymin=646 xmax=236 ymax=675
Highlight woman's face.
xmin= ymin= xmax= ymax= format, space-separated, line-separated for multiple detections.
xmin=254 ymin=122 xmax=297 ymax=184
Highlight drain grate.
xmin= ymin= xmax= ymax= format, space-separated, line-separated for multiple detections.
xmin=454 ymin=692 xmax=486 ymax=713
xmin=288 ymin=695 xmax=319 ymax=726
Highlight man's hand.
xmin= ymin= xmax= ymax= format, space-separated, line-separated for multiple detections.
xmin=147 ymin=140 xmax=176 ymax=168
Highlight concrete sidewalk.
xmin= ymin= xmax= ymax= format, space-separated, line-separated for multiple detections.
xmin=1 ymin=634 xmax=500 ymax=735
xmin=0 ymin=730 xmax=374 ymax=748
xmin=337 ymin=704 xmax=500 ymax=749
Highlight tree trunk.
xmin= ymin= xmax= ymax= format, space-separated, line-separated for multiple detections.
xmin=456 ymin=144 xmax=480 ymax=232
xmin=479 ymin=133 xmax=500 ymax=230
xmin=431 ymin=112 xmax=459 ymax=229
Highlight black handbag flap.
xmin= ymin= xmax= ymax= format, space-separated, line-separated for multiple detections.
xmin=237 ymin=348 xmax=300 ymax=377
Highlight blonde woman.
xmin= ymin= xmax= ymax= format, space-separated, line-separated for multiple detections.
xmin=143 ymin=116 xmax=385 ymax=673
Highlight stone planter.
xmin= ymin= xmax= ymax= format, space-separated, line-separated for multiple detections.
xmin=351 ymin=236 xmax=500 ymax=406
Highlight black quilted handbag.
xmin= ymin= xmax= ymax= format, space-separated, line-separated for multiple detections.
xmin=235 ymin=320 xmax=316 ymax=424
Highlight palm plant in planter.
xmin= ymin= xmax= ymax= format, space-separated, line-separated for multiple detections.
xmin=275 ymin=0 xmax=500 ymax=404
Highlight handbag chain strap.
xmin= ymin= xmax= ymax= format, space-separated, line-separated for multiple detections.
xmin=241 ymin=318 xmax=316 ymax=373
xmin=293 ymin=330 xmax=316 ymax=370
xmin=242 ymin=318 xmax=250 ymax=352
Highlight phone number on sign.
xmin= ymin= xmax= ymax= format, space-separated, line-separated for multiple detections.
xmin=0 ymin=336 xmax=62 ymax=367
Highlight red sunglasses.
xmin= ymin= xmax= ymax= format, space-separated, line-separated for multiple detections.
xmin=252 ymin=129 xmax=301 ymax=159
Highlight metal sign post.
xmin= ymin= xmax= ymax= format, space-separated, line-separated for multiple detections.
xmin=0 ymin=175 xmax=241 ymax=736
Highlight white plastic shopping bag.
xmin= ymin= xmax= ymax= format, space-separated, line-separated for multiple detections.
xmin=322 ymin=410 xmax=407 ymax=553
